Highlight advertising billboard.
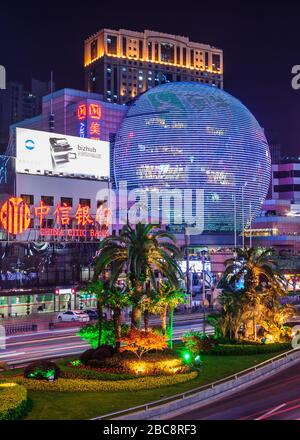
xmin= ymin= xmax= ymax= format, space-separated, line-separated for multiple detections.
xmin=16 ymin=128 xmax=110 ymax=178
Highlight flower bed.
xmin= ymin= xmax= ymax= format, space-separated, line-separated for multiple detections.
xmin=84 ymin=352 xmax=189 ymax=376
xmin=0 ymin=382 xmax=28 ymax=420
xmin=61 ymin=365 xmax=133 ymax=381
xmin=16 ymin=372 xmax=197 ymax=392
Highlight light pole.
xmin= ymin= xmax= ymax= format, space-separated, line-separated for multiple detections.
xmin=200 ymin=250 xmax=209 ymax=334
xmin=233 ymin=192 xmax=237 ymax=251
xmin=184 ymin=229 xmax=191 ymax=310
xmin=241 ymin=182 xmax=248 ymax=250
xmin=249 ymin=201 xmax=252 ymax=248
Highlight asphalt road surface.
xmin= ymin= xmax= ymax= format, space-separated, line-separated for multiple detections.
xmin=173 ymin=361 xmax=300 ymax=420
xmin=0 ymin=317 xmax=213 ymax=366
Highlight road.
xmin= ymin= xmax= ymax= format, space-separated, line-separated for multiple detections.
xmin=173 ymin=361 xmax=300 ymax=420
xmin=0 ymin=317 xmax=213 ymax=366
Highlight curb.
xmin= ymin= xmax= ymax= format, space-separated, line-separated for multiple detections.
xmin=93 ymin=349 xmax=300 ymax=420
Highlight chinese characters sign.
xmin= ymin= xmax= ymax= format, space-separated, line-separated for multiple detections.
xmin=77 ymin=102 xmax=101 ymax=141
xmin=0 ymin=197 xmax=110 ymax=239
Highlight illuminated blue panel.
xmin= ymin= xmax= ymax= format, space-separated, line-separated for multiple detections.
xmin=114 ymin=82 xmax=271 ymax=232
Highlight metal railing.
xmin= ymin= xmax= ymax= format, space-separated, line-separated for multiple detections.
xmin=92 ymin=348 xmax=300 ymax=420
xmin=5 ymin=323 xmax=38 ymax=335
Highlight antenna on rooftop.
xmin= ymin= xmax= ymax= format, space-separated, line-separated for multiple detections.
xmin=49 ymin=71 xmax=54 ymax=132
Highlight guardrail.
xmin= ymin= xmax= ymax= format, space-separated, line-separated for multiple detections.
xmin=5 ymin=323 xmax=38 ymax=335
xmin=92 ymin=348 xmax=300 ymax=420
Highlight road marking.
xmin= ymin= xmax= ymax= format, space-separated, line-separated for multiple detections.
xmin=0 ymin=351 xmax=25 ymax=358
xmin=254 ymin=404 xmax=286 ymax=420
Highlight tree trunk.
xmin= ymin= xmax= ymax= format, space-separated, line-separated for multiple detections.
xmin=131 ymin=305 xmax=141 ymax=329
xmin=168 ymin=306 xmax=174 ymax=349
xmin=253 ymin=317 xmax=257 ymax=341
xmin=161 ymin=306 xmax=167 ymax=335
xmin=114 ymin=307 xmax=122 ymax=351
xmin=97 ymin=300 xmax=103 ymax=348
xmin=144 ymin=308 xmax=150 ymax=331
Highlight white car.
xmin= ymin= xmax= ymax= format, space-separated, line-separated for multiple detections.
xmin=57 ymin=310 xmax=90 ymax=322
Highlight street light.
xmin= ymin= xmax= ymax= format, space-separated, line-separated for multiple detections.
xmin=200 ymin=250 xmax=209 ymax=334
xmin=184 ymin=227 xmax=191 ymax=310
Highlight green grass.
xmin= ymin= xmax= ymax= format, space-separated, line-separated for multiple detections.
xmin=24 ymin=351 xmax=285 ymax=420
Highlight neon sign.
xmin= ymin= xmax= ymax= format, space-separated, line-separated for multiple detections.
xmin=89 ymin=104 xmax=101 ymax=120
xmin=77 ymin=104 xmax=87 ymax=120
xmin=0 ymin=197 xmax=31 ymax=234
xmin=77 ymin=103 xmax=101 ymax=140
xmin=0 ymin=197 xmax=110 ymax=239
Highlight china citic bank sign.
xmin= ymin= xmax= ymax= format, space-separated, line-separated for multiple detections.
xmin=0 ymin=197 xmax=31 ymax=234
xmin=0 ymin=197 xmax=110 ymax=238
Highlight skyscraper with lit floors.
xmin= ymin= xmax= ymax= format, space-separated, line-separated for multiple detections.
xmin=84 ymin=28 xmax=223 ymax=104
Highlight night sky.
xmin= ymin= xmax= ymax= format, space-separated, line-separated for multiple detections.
xmin=1 ymin=0 xmax=300 ymax=155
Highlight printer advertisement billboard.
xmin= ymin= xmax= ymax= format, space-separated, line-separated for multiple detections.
xmin=16 ymin=128 xmax=110 ymax=178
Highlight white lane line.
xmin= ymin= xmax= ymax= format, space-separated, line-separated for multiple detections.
xmin=254 ymin=404 xmax=286 ymax=420
xmin=6 ymin=334 xmax=80 ymax=347
xmin=0 ymin=352 xmax=26 ymax=358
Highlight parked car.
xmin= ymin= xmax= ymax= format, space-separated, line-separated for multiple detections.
xmin=57 ymin=310 xmax=90 ymax=322
xmin=84 ymin=309 xmax=107 ymax=321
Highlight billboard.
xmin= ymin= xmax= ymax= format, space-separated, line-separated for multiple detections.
xmin=16 ymin=128 xmax=110 ymax=178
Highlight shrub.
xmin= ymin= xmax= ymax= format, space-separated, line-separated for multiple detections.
xmin=61 ymin=364 xmax=133 ymax=381
xmin=79 ymin=348 xmax=95 ymax=364
xmin=0 ymin=362 xmax=8 ymax=372
xmin=182 ymin=331 xmax=218 ymax=356
xmin=205 ymin=342 xmax=291 ymax=356
xmin=0 ymin=382 xmax=28 ymax=420
xmin=78 ymin=321 xmax=128 ymax=348
xmin=80 ymin=345 xmax=115 ymax=365
xmin=119 ymin=329 xmax=168 ymax=359
xmin=16 ymin=372 xmax=198 ymax=392
xmin=99 ymin=352 xmax=188 ymax=375
xmin=24 ymin=360 xmax=60 ymax=380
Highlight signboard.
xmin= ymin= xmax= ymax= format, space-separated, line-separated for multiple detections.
xmin=0 ymin=197 xmax=111 ymax=239
xmin=16 ymin=128 xmax=110 ymax=178
xmin=77 ymin=101 xmax=102 ymax=140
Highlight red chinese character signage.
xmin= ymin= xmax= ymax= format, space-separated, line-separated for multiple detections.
xmin=89 ymin=103 xmax=101 ymax=120
xmin=77 ymin=102 xmax=101 ymax=140
xmin=77 ymin=104 xmax=87 ymax=121
xmin=0 ymin=197 xmax=111 ymax=240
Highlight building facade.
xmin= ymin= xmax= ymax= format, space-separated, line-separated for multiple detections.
xmin=272 ymin=160 xmax=300 ymax=202
xmin=84 ymin=29 xmax=223 ymax=104
xmin=0 ymin=79 xmax=52 ymax=152
xmin=6 ymin=88 xmax=127 ymax=156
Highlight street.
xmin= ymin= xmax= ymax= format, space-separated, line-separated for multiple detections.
xmin=0 ymin=316 xmax=213 ymax=366
xmin=173 ymin=361 xmax=300 ymax=420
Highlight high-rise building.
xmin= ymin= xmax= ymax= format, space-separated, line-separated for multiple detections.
xmin=6 ymin=88 xmax=127 ymax=156
xmin=0 ymin=79 xmax=53 ymax=152
xmin=272 ymin=159 xmax=300 ymax=202
xmin=84 ymin=29 xmax=223 ymax=104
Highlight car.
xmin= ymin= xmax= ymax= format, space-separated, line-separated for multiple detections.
xmin=57 ymin=310 xmax=90 ymax=322
xmin=84 ymin=309 xmax=108 ymax=320
xmin=84 ymin=309 xmax=98 ymax=320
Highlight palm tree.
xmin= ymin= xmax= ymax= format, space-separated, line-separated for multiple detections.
xmin=221 ymin=247 xmax=287 ymax=292
xmin=85 ymin=280 xmax=107 ymax=348
xmin=220 ymin=247 xmax=287 ymax=341
xmin=105 ymin=286 xmax=131 ymax=350
xmin=150 ymin=282 xmax=186 ymax=347
xmin=94 ymin=223 xmax=183 ymax=328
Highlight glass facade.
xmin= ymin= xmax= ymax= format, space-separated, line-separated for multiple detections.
xmin=113 ymin=82 xmax=271 ymax=232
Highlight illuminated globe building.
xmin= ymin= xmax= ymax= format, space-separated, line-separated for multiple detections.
xmin=113 ymin=82 xmax=271 ymax=239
